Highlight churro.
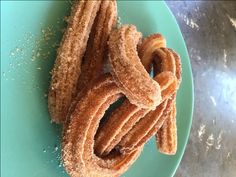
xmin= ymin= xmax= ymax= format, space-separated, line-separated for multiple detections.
xmin=108 ymin=25 xmax=162 ymax=110
xmin=48 ymin=1 xmax=101 ymax=123
xmin=62 ymin=74 xmax=142 ymax=177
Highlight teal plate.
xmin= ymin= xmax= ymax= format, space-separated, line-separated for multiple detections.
xmin=1 ymin=1 xmax=194 ymax=177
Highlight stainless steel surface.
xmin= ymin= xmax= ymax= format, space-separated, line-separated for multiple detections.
xmin=166 ymin=1 xmax=236 ymax=177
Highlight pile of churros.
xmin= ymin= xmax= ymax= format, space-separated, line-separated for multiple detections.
xmin=48 ymin=1 xmax=182 ymax=177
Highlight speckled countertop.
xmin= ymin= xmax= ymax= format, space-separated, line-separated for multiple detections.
xmin=166 ymin=1 xmax=236 ymax=177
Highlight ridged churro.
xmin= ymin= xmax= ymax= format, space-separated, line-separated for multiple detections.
xmin=139 ymin=35 xmax=182 ymax=155
xmin=154 ymin=49 xmax=181 ymax=155
xmin=62 ymin=74 xmax=142 ymax=177
xmin=48 ymin=1 xmax=101 ymax=123
xmin=118 ymin=72 xmax=177 ymax=153
xmin=95 ymin=33 xmax=179 ymax=156
xmin=108 ymin=25 xmax=162 ymax=110
xmin=156 ymin=102 xmax=177 ymax=155
xmin=77 ymin=0 xmax=117 ymax=93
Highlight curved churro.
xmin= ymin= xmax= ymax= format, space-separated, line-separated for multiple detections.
xmin=139 ymin=34 xmax=166 ymax=73
xmin=48 ymin=1 xmax=101 ymax=123
xmin=139 ymin=35 xmax=182 ymax=155
xmin=118 ymin=72 xmax=177 ymax=153
xmin=95 ymin=71 xmax=177 ymax=156
xmin=108 ymin=25 xmax=162 ymax=110
xmin=62 ymin=74 xmax=142 ymax=177
xmin=152 ymin=48 xmax=182 ymax=85
xmin=97 ymin=36 xmax=182 ymax=155
xmin=95 ymin=34 xmax=175 ymax=156
xmin=95 ymin=101 xmax=148 ymax=156
xmin=77 ymin=0 xmax=117 ymax=93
